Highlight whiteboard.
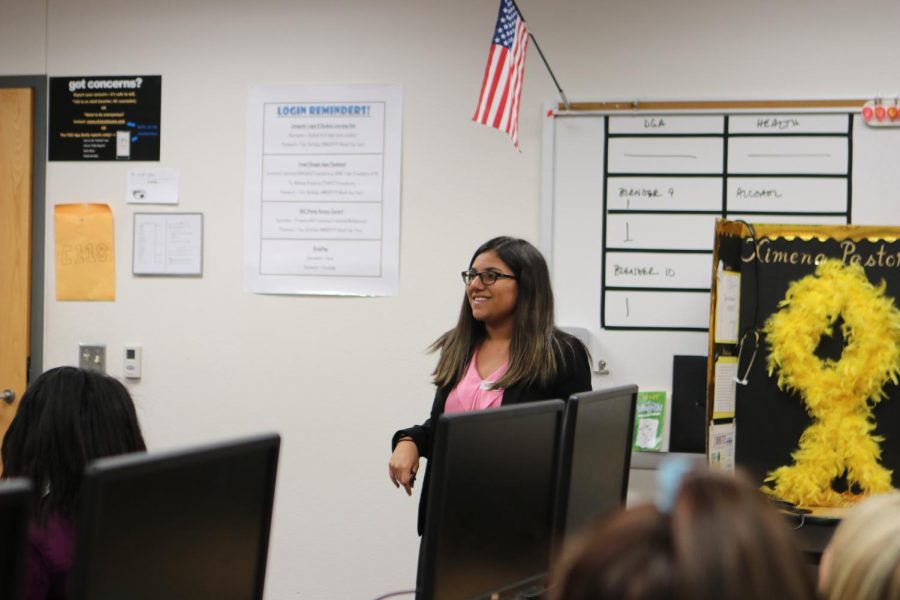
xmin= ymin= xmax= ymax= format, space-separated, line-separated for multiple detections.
xmin=542 ymin=102 xmax=900 ymax=444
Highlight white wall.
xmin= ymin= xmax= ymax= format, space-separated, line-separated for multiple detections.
xmin=3 ymin=0 xmax=900 ymax=597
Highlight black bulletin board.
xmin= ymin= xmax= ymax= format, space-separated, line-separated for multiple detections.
xmin=712 ymin=222 xmax=900 ymax=493
xmin=49 ymin=75 xmax=161 ymax=161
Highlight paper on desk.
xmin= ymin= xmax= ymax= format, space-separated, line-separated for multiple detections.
xmin=55 ymin=203 xmax=115 ymax=300
xmin=633 ymin=391 xmax=666 ymax=451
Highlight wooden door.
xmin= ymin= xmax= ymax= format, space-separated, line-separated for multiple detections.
xmin=0 ymin=88 xmax=34 ymax=440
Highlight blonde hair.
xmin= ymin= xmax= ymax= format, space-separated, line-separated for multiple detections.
xmin=821 ymin=492 xmax=900 ymax=600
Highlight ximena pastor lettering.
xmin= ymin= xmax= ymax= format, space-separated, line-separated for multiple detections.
xmin=743 ymin=239 xmax=900 ymax=268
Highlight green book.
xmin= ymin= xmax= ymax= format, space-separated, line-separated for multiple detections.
xmin=633 ymin=391 xmax=666 ymax=451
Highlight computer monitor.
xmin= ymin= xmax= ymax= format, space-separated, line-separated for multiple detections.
xmin=69 ymin=433 xmax=280 ymax=600
xmin=555 ymin=385 xmax=638 ymax=544
xmin=0 ymin=479 xmax=31 ymax=600
xmin=420 ymin=400 xmax=566 ymax=600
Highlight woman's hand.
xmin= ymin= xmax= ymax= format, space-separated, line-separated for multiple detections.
xmin=389 ymin=439 xmax=420 ymax=496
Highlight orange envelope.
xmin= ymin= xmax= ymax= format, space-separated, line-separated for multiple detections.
xmin=55 ymin=203 xmax=115 ymax=301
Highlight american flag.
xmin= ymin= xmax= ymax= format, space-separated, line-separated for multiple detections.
xmin=472 ymin=0 xmax=529 ymax=150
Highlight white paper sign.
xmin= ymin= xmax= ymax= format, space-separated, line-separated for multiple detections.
xmin=709 ymin=421 xmax=735 ymax=472
xmin=714 ymin=268 xmax=740 ymax=344
xmin=127 ymin=168 xmax=179 ymax=204
xmin=133 ymin=213 xmax=203 ymax=275
xmin=713 ymin=356 xmax=738 ymax=418
xmin=244 ymin=84 xmax=402 ymax=296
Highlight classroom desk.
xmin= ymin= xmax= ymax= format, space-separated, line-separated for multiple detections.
xmin=780 ymin=507 xmax=843 ymax=565
xmin=626 ymin=451 xmax=707 ymax=506
xmin=626 ymin=451 xmax=841 ymax=569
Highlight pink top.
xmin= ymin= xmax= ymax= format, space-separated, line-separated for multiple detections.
xmin=444 ymin=350 xmax=509 ymax=414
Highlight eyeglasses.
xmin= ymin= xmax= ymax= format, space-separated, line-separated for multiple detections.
xmin=461 ymin=269 xmax=517 ymax=286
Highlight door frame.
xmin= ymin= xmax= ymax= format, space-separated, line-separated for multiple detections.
xmin=1 ymin=75 xmax=47 ymax=384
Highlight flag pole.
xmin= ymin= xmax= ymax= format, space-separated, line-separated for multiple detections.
xmin=508 ymin=0 xmax=571 ymax=111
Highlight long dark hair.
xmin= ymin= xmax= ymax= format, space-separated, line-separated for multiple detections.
xmin=1 ymin=366 xmax=147 ymax=521
xmin=430 ymin=236 xmax=576 ymax=390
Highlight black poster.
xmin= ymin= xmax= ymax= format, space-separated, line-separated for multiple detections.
xmin=735 ymin=236 xmax=900 ymax=491
xmin=49 ymin=75 xmax=161 ymax=161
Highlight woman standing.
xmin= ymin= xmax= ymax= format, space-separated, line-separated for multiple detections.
xmin=388 ymin=236 xmax=591 ymax=535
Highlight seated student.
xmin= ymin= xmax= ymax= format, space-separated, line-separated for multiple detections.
xmin=550 ymin=464 xmax=816 ymax=600
xmin=819 ymin=492 xmax=900 ymax=600
xmin=0 ymin=366 xmax=146 ymax=600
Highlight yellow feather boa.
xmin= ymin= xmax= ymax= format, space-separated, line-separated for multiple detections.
xmin=763 ymin=259 xmax=900 ymax=507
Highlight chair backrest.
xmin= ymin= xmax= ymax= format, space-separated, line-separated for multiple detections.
xmin=0 ymin=478 xmax=32 ymax=600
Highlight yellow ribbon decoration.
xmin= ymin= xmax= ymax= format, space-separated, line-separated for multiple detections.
xmin=764 ymin=259 xmax=900 ymax=507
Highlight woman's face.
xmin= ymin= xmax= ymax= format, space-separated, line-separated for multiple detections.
xmin=467 ymin=250 xmax=518 ymax=328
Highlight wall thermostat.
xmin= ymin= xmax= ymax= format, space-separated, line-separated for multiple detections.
xmin=123 ymin=345 xmax=142 ymax=379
